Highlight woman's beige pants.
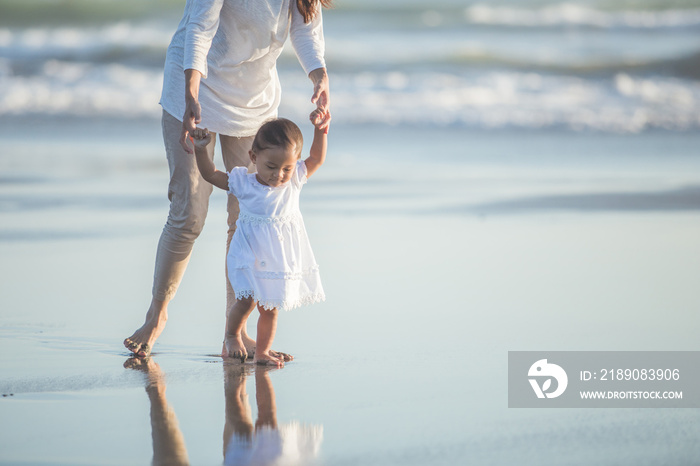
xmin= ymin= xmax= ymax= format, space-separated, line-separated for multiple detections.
xmin=153 ymin=110 xmax=254 ymax=314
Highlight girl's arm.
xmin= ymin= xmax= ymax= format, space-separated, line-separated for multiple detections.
xmin=304 ymin=123 xmax=328 ymax=179
xmin=192 ymin=129 xmax=229 ymax=191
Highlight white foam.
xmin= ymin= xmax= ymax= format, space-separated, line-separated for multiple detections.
xmin=465 ymin=3 xmax=700 ymax=29
xmin=279 ymin=70 xmax=700 ymax=132
xmin=2 ymin=61 xmax=699 ymax=133
xmin=0 ymin=60 xmax=162 ymax=117
xmin=0 ymin=22 xmax=171 ymax=60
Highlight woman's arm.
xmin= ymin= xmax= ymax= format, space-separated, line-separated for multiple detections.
xmin=290 ymin=2 xmax=331 ymax=132
xmin=192 ymin=130 xmax=229 ymax=191
xmin=308 ymin=68 xmax=331 ymax=132
xmin=289 ymin=2 xmax=326 ymax=75
xmin=183 ymin=0 xmax=224 ymax=77
xmin=179 ymin=0 xmax=224 ymax=153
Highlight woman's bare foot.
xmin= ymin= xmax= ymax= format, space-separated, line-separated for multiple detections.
xmin=222 ymin=334 xmax=247 ymax=362
xmin=124 ymin=298 xmax=168 ymax=358
xmin=254 ymin=350 xmax=284 ymax=368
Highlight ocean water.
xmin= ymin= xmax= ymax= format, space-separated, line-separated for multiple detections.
xmin=0 ymin=0 xmax=699 ymax=132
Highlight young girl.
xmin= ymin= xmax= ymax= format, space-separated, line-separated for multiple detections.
xmin=191 ymin=112 xmax=328 ymax=367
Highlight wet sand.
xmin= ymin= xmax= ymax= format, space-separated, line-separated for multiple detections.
xmin=1 ymin=120 xmax=700 ymax=464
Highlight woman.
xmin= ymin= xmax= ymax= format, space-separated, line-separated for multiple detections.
xmin=124 ymin=0 xmax=332 ymax=359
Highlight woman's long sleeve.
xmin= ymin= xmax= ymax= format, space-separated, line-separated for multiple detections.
xmin=290 ymin=3 xmax=326 ymax=75
xmin=184 ymin=0 xmax=225 ymax=78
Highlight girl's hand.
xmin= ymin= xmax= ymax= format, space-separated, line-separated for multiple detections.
xmin=190 ymin=127 xmax=211 ymax=148
xmin=310 ymin=108 xmax=331 ymax=134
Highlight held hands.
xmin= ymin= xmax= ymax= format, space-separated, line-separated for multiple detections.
xmin=188 ymin=126 xmax=228 ymax=191
xmin=310 ymin=108 xmax=331 ymax=133
xmin=179 ymin=97 xmax=202 ymax=154
xmin=190 ymin=127 xmax=211 ymax=149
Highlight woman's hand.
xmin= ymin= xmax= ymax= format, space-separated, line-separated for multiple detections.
xmin=309 ymin=67 xmax=331 ymax=133
xmin=179 ymin=69 xmax=203 ymax=154
xmin=179 ymin=98 xmax=202 ymax=153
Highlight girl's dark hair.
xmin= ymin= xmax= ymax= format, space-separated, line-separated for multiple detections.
xmin=252 ymin=118 xmax=304 ymax=159
xmin=297 ymin=0 xmax=332 ymax=23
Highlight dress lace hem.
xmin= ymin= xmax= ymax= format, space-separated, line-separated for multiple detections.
xmin=235 ymin=290 xmax=326 ymax=311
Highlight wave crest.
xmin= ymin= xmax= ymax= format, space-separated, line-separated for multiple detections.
xmin=465 ymin=3 xmax=700 ymax=29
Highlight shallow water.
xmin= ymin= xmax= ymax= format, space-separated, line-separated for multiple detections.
xmin=1 ymin=119 xmax=700 ymax=464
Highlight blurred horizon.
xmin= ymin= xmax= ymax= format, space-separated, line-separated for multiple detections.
xmin=0 ymin=0 xmax=699 ymax=132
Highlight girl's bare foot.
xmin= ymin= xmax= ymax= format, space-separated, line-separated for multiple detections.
xmin=238 ymin=330 xmax=293 ymax=362
xmin=222 ymin=334 xmax=248 ymax=362
xmin=270 ymin=350 xmax=294 ymax=362
xmin=254 ymin=350 xmax=284 ymax=368
xmin=238 ymin=342 xmax=293 ymax=362
xmin=124 ymin=299 xmax=168 ymax=358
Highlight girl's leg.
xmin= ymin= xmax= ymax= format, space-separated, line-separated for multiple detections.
xmin=254 ymin=306 xmax=284 ymax=368
xmin=223 ymin=296 xmax=257 ymax=361
xmin=219 ymin=135 xmax=257 ymax=355
xmin=124 ymin=110 xmax=217 ymax=357
xmin=219 ymin=136 xmax=294 ymax=363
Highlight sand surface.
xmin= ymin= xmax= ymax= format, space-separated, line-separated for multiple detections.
xmin=1 ymin=121 xmax=700 ymax=465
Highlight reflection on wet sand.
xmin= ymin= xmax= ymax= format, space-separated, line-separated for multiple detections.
xmin=124 ymin=358 xmax=189 ymax=466
xmin=223 ymin=363 xmax=324 ymax=466
xmin=125 ymin=358 xmax=322 ymax=466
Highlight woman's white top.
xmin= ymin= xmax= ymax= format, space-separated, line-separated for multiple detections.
xmin=160 ymin=0 xmax=326 ymax=137
xmin=226 ymin=160 xmax=324 ymax=311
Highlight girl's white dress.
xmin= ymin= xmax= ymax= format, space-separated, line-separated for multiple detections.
xmin=224 ymin=423 xmax=323 ymax=466
xmin=227 ymin=160 xmax=324 ymax=311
